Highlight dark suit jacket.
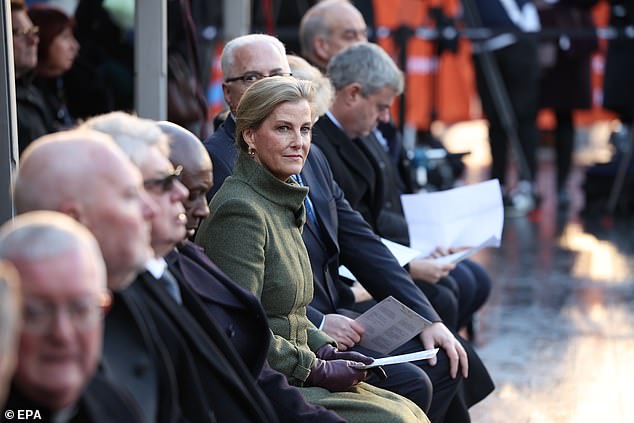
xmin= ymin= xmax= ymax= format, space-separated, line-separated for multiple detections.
xmin=311 ymin=115 xmax=382 ymax=229
xmin=173 ymin=241 xmax=344 ymax=423
xmin=103 ymin=289 xmax=178 ymax=423
xmin=300 ymin=146 xmax=440 ymax=326
xmin=2 ymin=374 xmax=143 ymax=423
xmin=203 ymin=114 xmax=238 ymax=200
xmin=134 ymin=270 xmax=281 ymax=423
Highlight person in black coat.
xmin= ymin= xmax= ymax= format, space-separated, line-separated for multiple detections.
xmin=14 ymin=130 xmax=183 ymax=422
xmin=0 ymin=212 xmax=143 ymax=423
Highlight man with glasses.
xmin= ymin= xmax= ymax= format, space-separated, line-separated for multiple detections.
xmin=10 ymin=0 xmax=55 ymax=153
xmin=82 ymin=112 xmax=310 ymax=423
xmin=0 ymin=211 xmax=142 ymax=422
xmin=203 ymin=33 xmax=292 ymax=199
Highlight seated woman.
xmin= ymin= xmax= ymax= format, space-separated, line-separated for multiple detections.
xmin=28 ymin=5 xmax=79 ymax=131
xmin=196 ymin=76 xmax=428 ymax=423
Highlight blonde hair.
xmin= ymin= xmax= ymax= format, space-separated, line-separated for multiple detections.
xmin=287 ymin=54 xmax=333 ymax=118
xmin=235 ymin=76 xmax=316 ymax=153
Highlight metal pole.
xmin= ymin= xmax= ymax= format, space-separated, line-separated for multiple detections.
xmin=223 ymin=0 xmax=251 ymax=41
xmin=0 ymin=0 xmax=18 ymax=225
xmin=135 ymin=0 xmax=167 ymax=120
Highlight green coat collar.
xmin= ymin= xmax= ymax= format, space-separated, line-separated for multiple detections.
xmin=233 ymin=153 xmax=309 ymax=226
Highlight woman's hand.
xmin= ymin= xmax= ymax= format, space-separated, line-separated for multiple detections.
xmin=306 ymin=358 xmax=369 ymax=391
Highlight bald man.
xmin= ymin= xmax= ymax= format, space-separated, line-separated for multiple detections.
xmin=299 ymin=0 xmax=368 ymax=71
xmin=14 ymin=130 xmax=155 ymax=291
xmin=0 ymin=211 xmax=142 ymax=422
xmin=13 ymin=131 xmax=180 ymax=422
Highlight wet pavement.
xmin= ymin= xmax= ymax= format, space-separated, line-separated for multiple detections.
xmin=441 ymin=121 xmax=634 ymax=422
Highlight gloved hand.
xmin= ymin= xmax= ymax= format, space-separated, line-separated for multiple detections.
xmin=305 ymin=358 xmax=369 ymax=391
xmin=315 ymin=344 xmax=374 ymax=365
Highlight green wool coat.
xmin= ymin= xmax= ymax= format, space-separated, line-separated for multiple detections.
xmin=196 ymin=153 xmax=334 ymax=384
xmin=196 ymin=154 xmax=429 ymax=423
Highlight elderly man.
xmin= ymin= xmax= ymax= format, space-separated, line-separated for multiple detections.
xmin=0 ymin=211 xmax=142 ymax=421
xmin=12 ymin=130 xmax=185 ymax=422
xmin=203 ymin=33 xmax=292 ymax=200
xmin=83 ymin=112 xmax=344 ymax=423
xmin=299 ymin=0 xmax=368 ymax=71
xmin=0 ymin=261 xmax=20 ymax=408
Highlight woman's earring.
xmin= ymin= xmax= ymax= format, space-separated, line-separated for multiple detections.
xmin=248 ymin=146 xmax=256 ymax=158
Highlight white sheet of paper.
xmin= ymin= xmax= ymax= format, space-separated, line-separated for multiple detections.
xmin=432 ymin=235 xmax=498 ymax=265
xmin=352 ymin=348 xmax=440 ymax=369
xmin=355 ymin=296 xmax=432 ymax=354
xmin=401 ymin=179 xmax=504 ymax=256
xmin=338 ymin=239 xmax=422 ymax=282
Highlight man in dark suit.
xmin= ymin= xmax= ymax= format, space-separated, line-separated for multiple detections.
xmin=0 ymin=212 xmax=143 ymax=423
xmin=84 ymin=112 xmax=325 ymax=422
xmin=13 ymin=130 xmax=183 ymax=422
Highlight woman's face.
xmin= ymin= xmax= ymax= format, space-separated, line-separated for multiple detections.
xmin=244 ymin=100 xmax=312 ymax=181
xmin=45 ymin=27 xmax=79 ymax=76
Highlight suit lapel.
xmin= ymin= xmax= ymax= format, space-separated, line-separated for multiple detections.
xmin=317 ymin=116 xmax=376 ymax=196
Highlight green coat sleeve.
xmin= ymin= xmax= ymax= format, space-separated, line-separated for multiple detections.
xmin=196 ymin=197 xmax=317 ymax=383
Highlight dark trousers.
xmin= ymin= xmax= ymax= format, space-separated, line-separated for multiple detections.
xmin=474 ymin=38 xmax=540 ymax=185
xmin=449 ymin=260 xmax=492 ymax=329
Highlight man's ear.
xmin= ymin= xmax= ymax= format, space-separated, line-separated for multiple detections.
xmin=342 ymin=83 xmax=362 ymax=106
xmin=58 ymin=201 xmax=82 ymax=223
xmin=312 ymin=36 xmax=331 ymax=66
xmin=221 ymin=82 xmax=235 ymax=111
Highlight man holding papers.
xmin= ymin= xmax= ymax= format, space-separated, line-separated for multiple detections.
xmin=310 ymin=42 xmax=495 ymax=423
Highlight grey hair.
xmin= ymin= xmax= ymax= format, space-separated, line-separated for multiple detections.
xmin=221 ymin=34 xmax=286 ymax=78
xmin=327 ymin=42 xmax=404 ymax=96
xmin=299 ymin=0 xmax=353 ymax=63
xmin=0 ymin=211 xmax=107 ymax=290
xmin=81 ymin=111 xmax=170 ymax=167
xmin=287 ymin=54 xmax=333 ymax=118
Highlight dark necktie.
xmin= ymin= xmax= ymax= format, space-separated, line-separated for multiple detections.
xmin=159 ymin=269 xmax=183 ymax=305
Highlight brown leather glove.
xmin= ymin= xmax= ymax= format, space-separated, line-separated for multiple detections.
xmin=305 ymin=358 xmax=369 ymax=391
xmin=315 ymin=344 xmax=374 ymax=364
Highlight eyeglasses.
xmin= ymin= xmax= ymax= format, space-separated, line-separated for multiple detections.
xmin=225 ymin=71 xmax=293 ymax=84
xmin=22 ymin=293 xmax=111 ymax=335
xmin=143 ymin=165 xmax=183 ymax=194
xmin=13 ymin=26 xmax=39 ymax=38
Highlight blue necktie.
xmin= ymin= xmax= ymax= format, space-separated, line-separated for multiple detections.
xmin=292 ymin=174 xmax=317 ymax=225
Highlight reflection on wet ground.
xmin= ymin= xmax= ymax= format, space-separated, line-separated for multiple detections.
xmin=441 ymin=121 xmax=634 ymax=422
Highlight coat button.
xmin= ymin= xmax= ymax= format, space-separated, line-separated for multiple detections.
xmin=226 ymin=325 xmax=236 ymax=337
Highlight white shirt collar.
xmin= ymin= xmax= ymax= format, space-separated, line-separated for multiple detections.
xmin=145 ymin=257 xmax=168 ymax=279
xmin=325 ymin=110 xmax=345 ymax=132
